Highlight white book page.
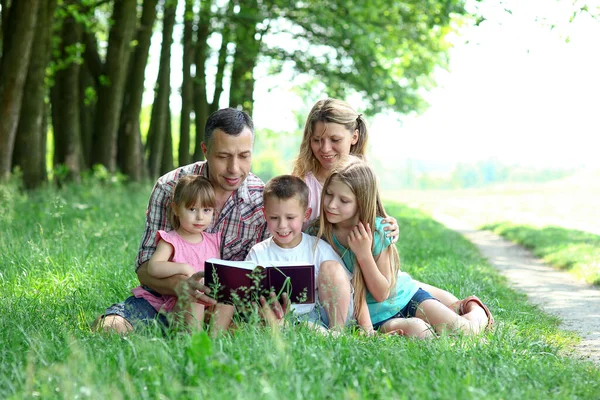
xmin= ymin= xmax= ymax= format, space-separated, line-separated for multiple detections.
xmin=204 ymin=258 xmax=256 ymax=270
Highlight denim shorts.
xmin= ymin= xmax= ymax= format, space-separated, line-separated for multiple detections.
xmin=104 ymin=295 xmax=169 ymax=330
xmin=373 ymin=288 xmax=438 ymax=329
xmin=301 ymin=295 xmax=355 ymax=328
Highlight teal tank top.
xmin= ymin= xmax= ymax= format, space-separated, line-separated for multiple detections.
xmin=332 ymin=217 xmax=419 ymax=324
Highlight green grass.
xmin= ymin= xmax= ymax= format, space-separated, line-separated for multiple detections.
xmin=482 ymin=222 xmax=600 ymax=285
xmin=1 ymin=181 xmax=599 ymax=399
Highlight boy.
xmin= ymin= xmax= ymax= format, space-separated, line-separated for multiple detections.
xmin=245 ymin=174 xmax=373 ymax=333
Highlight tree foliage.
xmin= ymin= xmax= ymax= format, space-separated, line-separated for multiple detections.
xmin=0 ymin=0 xmax=473 ymax=187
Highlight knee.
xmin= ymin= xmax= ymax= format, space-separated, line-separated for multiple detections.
xmin=318 ymin=260 xmax=348 ymax=284
xmin=406 ymin=319 xmax=435 ymax=339
xmin=91 ymin=315 xmax=133 ymax=334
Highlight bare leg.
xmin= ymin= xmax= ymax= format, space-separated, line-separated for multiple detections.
xmin=380 ymin=318 xmax=435 ymax=339
xmin=414 ymin=299 xmax=487 ymax=335
xmin=91 ymin=315 xmax=134 ymax=334
xmin=210 ymin=304 xmax=235 ymax=337
xmin=413 ymin=281 xmax=459 ymax=307
xmin=318 ymin=260 xmax=352 ymax=330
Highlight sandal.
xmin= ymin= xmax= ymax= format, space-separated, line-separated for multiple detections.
xmin=458 ymin=295 xmax=494 ymax=331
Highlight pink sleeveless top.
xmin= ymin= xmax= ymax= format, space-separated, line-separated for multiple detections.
xmin=131 ymin=230 xmax=221 ymax=312
xmin=304 ymin=172 xmax=322 ymax=229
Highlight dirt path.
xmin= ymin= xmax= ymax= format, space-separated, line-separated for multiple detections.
xmin=433 ymin=213 xmax=600 ymax=364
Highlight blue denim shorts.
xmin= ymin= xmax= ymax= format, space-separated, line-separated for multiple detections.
xmin=373 ymin=288 xmax=438 ymax=329
xmin=301 ymin=295 xmax=355 ymax=328
xmin=104 ymin=295 xmax=169 ymax=330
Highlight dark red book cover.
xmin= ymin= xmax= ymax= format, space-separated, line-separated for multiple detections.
xmin=204 ymin=259 xmax=315 ymax=305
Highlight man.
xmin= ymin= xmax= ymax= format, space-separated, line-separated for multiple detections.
xmin=94 ymin=108 xmax=279 ymax=333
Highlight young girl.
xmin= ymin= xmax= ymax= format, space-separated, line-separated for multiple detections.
xmin=317 ymin=160 xmax=493 ymax=337
xmin=293 ymin=98 xmax=492 ymax=329
xmin=131 ymin=175 xmax=234 ymax=333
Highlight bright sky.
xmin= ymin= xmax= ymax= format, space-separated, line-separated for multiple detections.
xmin=148 ymin=0 xmax=600 ymax=169
xmin=253 ymin=0 xmax=600 ymax=169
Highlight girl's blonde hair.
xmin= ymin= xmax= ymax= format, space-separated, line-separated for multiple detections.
xmin=292 ymin=98 xmax=369 ymax=178
xmin=169 ymin=175 xmax=216 ymax=230
xmin=316 ymin=160 xmax=399 ymax=322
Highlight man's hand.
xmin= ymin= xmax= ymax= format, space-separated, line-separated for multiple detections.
xmin=258 ymin=292 xmax=290 ymax=327
xmin=176 ymin=271 xmax=217 ymax=307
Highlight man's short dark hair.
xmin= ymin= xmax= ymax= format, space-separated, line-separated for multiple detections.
xmin=204 ymin=108 xmax=254 ymax=147
xmin=263 ymin=175 xmax=309 ymax=210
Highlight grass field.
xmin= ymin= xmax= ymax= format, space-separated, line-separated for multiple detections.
xmin=382 ymin=172 xmax=600 ymax=285
xmin=482 ymin=223 xmax=600 ymax=285
xmin=1 ymin=179 xmax=600 ymax=399
xmin=382 ymin=170 xmax=600 ymax=236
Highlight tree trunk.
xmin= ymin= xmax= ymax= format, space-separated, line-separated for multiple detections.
xmin=12 ymin=0 xmax=57 ymax=189
xmin=79 ymin=63 xmax=96 ymax=168
xmin=210 ymin=0 xmax=235 ymax=115
xmin=160 ymin=106 xmax=173 ymax=175
xmin=146 ymin=0 xmax=176 ymax=178
xmin=228 ymin=0 xmax=260 ymax=116
xmin=179 ymin=0 xmax=195 ymax=167
xmin=51 ymin=14 xmax=84 ymax=183
xmin=0 ymin=0 xmax=11 ymax=53
xmin=192 ymin=0 xmax=212 ymax=161
xmin=91 ymin=0 xmax=137 ymax=173
xmin=0 ymin=0 xmax=39 ymax=180
xmin=118 ymin=0 xmax=159 ymax=180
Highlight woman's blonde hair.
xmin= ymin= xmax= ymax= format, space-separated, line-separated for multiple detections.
xmin=168 ymin=175 xmax=216 ymax=230
xmin=316 ymin=159 xmax=399 ymax=322
xmin=292 ymin=98 xmax=369 ymax=179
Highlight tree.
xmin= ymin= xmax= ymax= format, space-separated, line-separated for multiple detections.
xmin=12 ymin=0 xmax=57 ymax=188
xmin=91 ymin=0 xmax=137 ymax=173
xmin=0 ymin=0 xmax=40 ymax=180
xmin=51 ymin=4 xmax=85 ymax=182
xmin=118 ymin=0 xmax=160 ymax=181
xmin=146 ymin=0 xmax=176 ymax=178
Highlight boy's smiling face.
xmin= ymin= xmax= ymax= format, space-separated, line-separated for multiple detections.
xmin=264 ymin=196 xmax=311 ymax=249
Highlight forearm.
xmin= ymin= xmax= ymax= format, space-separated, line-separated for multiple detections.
xmin=357 ymin=298 xmax=374 ymax=332
xmin=137 ymin=261 xmax=186 ymax=296
xmin=356 ymin=255 xmax=390 ymax=302
xmin=148 ymin=260 xmax=193 ymax=278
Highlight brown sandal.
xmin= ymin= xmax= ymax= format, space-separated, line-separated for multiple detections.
xmin=458 ymin=295 xmax=494 ymax=330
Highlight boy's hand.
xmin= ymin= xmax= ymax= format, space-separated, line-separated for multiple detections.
xmin=348 ymin=222 xmax=373 ymax=262
xmin=258 ymin=292 xmax=290 ymax=327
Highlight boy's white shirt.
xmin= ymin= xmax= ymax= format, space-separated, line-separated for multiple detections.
xmin=245 ymin=233 xmax=348 ymax=315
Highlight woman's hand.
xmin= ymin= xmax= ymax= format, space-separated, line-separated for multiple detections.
xmin=348 ymin=222 xmax=373 ymax=263
xmin=175 ymin=271 xmax=217 ymax=307
xmin=382 ymin=216 xmax=399 ymax=243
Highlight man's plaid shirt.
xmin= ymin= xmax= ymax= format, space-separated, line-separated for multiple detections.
xmin=135 ymin=161 xmax=269 ymax=270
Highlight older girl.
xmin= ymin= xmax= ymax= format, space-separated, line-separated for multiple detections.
xmin=317 ymin=160 xmax=493 ymax=336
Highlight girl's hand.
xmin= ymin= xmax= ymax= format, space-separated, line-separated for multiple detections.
xmin=348 ymin=222 xmax=373 ymax=263
xmin=382 ymin=216 xmax=399 ymax=243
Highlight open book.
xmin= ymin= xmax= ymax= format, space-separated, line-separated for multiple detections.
xmin=204 ymin=258 xmax=315 ymax=305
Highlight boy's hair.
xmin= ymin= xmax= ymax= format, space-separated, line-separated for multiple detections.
xmin=169 ymin=175 xmax=216 ymax=229
xmin=292 ymin=98 xmax=369 ymax=178
xmin=263 ymin=175 xmax=309 ymax=210
xmin=316 ymin=159 xmax=399 ymax=322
